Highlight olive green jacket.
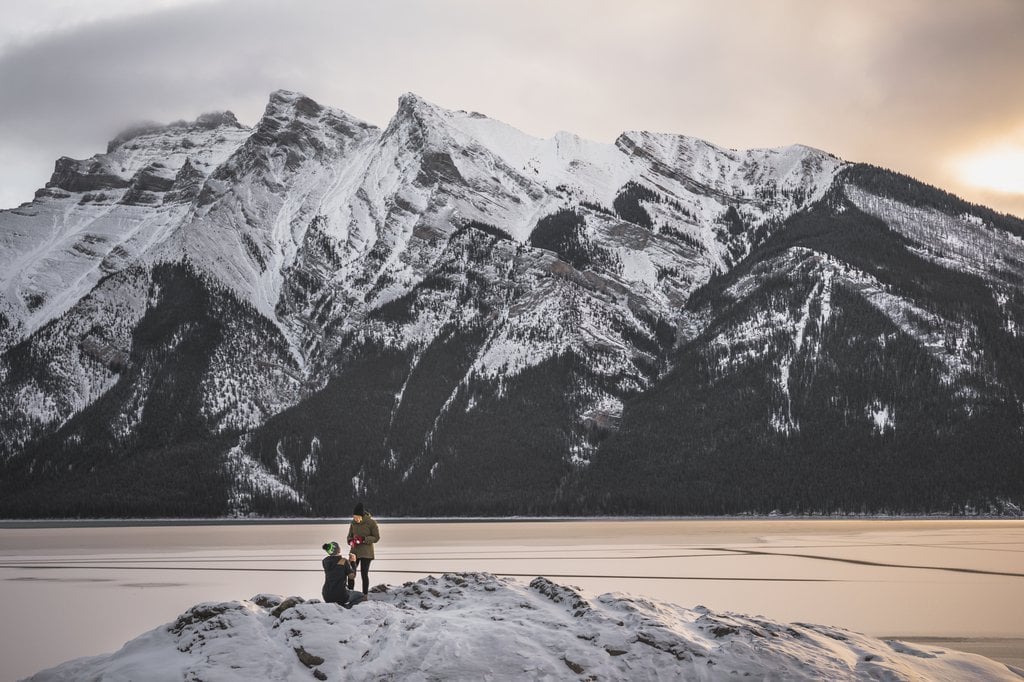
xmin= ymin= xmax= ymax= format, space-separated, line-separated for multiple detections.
xmin=347 ymin=514 xmax=380 ymax=559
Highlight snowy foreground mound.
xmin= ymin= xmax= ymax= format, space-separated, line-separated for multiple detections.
xmin=30 ymin=573 xmax=1018 ymax=681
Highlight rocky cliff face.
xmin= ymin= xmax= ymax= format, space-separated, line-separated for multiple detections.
xmin=0 ymin=90 xmax=1021 ymax=517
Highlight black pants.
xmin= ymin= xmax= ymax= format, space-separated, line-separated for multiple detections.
xmin=347 ymin=557 xmax=372 ymax=594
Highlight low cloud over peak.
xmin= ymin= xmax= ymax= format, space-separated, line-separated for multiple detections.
xmin=2 ymin=0 xmax=1022 ymax=216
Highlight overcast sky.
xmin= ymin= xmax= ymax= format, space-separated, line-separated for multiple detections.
xmin=2 ymin=0 xmax=1022 ymax=216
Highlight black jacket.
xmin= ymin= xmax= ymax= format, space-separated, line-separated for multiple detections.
xmin=321 ymin=555 xmax=355 ymax=604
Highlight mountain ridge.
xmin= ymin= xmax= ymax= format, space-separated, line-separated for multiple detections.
xmin=0 ymin=90 xmax=1021 ymax=517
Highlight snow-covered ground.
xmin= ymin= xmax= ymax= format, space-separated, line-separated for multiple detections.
xmin=28 ymin=572 xmax=1020 ymax=681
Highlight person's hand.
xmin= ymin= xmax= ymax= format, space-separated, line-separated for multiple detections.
xmin=349 ymin=553 xmax=357 ymax=563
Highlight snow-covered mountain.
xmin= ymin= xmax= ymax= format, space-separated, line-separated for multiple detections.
xmin=1 ymin=90 xmax=1022 ymax=517
xmin=27 ymin=573 xmax=1021 ymax=681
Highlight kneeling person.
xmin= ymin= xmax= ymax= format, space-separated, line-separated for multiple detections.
xmin=321 ymin=541 xmax=366 ymax=609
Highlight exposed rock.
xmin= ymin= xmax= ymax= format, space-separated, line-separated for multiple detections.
xmin=251 ymin=594 xmax=283 ymax=608
xmin=562 ymin=656 xmax=585 ymax=674
xmin=271 ymin=596 xmax=306 ymax=618
xmin=294 ymin=646 xmax=325 ymax=667
xmin=47 ymin=157 xmax=130 ymax=193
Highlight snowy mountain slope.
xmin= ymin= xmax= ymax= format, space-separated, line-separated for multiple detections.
xmin=167 ymin=90 xmax=380 ymax=336
xmin=28 ymin=574 xmax=1020 ymax=681
xmin=583 ymin=172 xmax=1024 ymax=515
xmin=0 ymin=112 xmax=249 ymax=347
xmin=0 ymin=265 xmax=150 ymax=459
xmin=0 ymin=262 xmax=307 ymax=517
xmin=846 ymin=185 xmax=1024 ymax=293
xmin=199 ymin=92 xmax=844 ymax=510
xmin=0 ymin=90 xmax=1022 ymax=517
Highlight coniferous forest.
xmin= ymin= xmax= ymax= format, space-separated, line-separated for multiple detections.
xmin=2 ymin=124 xmax=1023 ymax=518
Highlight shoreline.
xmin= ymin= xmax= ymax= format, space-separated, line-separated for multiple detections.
xmin=894 ymin=638 xmax=1024 ymax=672
xmin=2 ymin=514 xmax=1023 ymax=529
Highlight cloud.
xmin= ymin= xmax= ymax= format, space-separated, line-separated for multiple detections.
xmin=0 ymin=0 xmax=220 ymax=53
xmin=0 ymin=0 xmax=1021 ymax=215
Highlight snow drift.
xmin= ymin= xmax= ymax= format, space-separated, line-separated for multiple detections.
xmin=27 ymin=573 xmax=1020 ymax=681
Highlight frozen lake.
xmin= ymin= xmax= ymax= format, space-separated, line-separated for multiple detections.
xmin=1 ymin=518 xmax=1022 ymax=679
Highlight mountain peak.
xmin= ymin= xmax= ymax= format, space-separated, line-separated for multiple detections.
xmin=4 ymin=86 xmax=1023 ymax=522
xmin=268 ymin=88 xmax=305 ymax=101
xmin=106 ymin=111 xmax=246 ymax=153
xmin=194 ymin=110 xmax=242 ymax=129
xmin=258 ymin=90 xmax=376 ymax=134
xmin=379 ymin=92 xmax=455 ymax=150
xmin=397 ymin=91 xmax=437 ymax=109
xmin=263 ymin=89 xmax=325 ymax=119
xmin=395 ymin=91 xmax=452 ymax=122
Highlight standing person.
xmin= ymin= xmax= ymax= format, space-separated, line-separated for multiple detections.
xmin=346 ymin=502 xmax=379 ymax=596
xmin=320 ymin=541 xmax=364 ymax=608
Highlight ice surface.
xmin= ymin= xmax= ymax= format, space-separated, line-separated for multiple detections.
xmin=27 ymin=573 xmax=1020 ymax=681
